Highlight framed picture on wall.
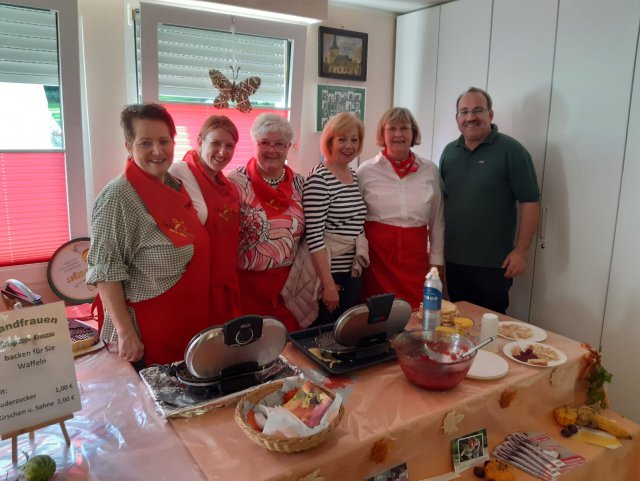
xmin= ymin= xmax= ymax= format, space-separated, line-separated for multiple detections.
xmin=318 ymin=26 xmax=368 ymax=81
xmin=317 ymin=84 xmax=366 ymax=132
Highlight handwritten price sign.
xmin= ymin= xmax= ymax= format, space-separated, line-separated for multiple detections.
xmin=0 ymin=302 xmax=82 ymax=435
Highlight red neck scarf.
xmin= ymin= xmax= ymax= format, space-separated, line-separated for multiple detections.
xmin=246 ymin=157 xmax=294 ymax=218
xmin=125 ymin=159 xmax=202 ymax=247
xmin=183 ymin=149 xmax=238 ymax=205
xmin=383 ymin=149 xmax=418 ymax=178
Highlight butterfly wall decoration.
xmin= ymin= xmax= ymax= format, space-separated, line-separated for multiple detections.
xmin=209 ymin=66 xmax=261 ymax=113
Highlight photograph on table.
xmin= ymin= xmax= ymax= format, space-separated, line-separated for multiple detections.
xmin=318 ymin=26 xmax=368 ymax=81
xmin=365 ymin=462 xmax=408 ymax=481
xmin=452 ymin=428 xmax=489 ymax=473
xmin=317 ymin=84 xmax=365 ymax=132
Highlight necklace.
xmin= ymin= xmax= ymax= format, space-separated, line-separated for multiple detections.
xmin=261 ymin=169 xmax=286 ymax=186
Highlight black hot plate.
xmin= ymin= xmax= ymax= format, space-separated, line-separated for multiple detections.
xmin=288 ymin=294 xmax=411 ymax=374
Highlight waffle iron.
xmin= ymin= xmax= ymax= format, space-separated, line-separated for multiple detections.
xmin=289 ymin=293 xmax=412 ymax=374
xmin=172 ymin=315 xmax=288 ymax=395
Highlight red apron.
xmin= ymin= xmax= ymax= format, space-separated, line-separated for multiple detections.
xmin=237 ymin=266 xmax=298 ymax=332
xmin=123 ymin=160 xmax=210 ymax=365
xmin=360 ymin=221 xmax=429 ymax=309
xmin=184 ymin=150 xmax=241 ymax=325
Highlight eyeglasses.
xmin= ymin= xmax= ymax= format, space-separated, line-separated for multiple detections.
xmin=257 ymin=140 xmax=289 ymax=152
xmin=457 ymin=107 xmax=488 ymax=117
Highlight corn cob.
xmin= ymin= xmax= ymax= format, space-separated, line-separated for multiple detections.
xmin=576 ymin=405 xmax=632 ymax=439
xmin=590 ymin=414 xmax=632 ymax=439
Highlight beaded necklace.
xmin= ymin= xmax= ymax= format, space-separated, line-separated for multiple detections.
xmin=261 ymin=169 xmax=286 ymax=186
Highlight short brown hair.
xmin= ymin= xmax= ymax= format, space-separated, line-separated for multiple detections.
xmin=376 ymin=107 xmax=421 ymax=147
xmin=198 ymin=115 xmax=239 ymax=144
xmin=320 ymin=112 xmax=365 ymax=160
xmin=120 ymin=103 xmax=176 ymax=144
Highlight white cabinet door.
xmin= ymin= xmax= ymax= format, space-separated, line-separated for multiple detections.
xmin=431 ymin=0 xmax=492 ymax=163
xmin=487 ymin=0 xmax=557 ymax=322
xmin=529 ymin=0 xmax=639 ymax=346
xmin=394 ymin=7 xmax=440 ymax=162
xmin=601 ymin=35 xmax=640 ymax=423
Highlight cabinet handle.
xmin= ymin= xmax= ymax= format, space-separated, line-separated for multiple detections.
xmin=539 ymin=206 xmax=548 ymax=240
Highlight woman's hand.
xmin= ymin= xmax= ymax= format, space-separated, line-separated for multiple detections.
xmin=322 ymin=283 xmax=340 ymax=312
xmin=117 ymin=328 xmax=145 ymax=362
xmin=96 ymin=281 xmax=145 ymax=362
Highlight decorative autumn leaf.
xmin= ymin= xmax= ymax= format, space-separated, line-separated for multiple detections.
xmin=442 ymin=410 xmax=464 ymax=433
xmin=370 ymin=437 xmax=395 ymax=464
xmin=499 ymin=388 xmax=518 ymax=408
xmin=298 ymin=469 xmax=325 ymax=481
xmin=550 ymin=366 xmax=568 ymax=387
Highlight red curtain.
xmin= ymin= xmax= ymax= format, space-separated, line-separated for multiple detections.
xmin=0 ymin=152 xmax=69 ymax=267
xmin=0 ymin=106 xmax=288 ymax=267
xmin=163 ymin=104 xmax=289 ymax=173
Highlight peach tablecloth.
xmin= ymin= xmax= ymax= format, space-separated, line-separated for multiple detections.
xmin=169 ymin=302 xmax=640 ymax=481
xmin=2 ymin=303 xmax=638 ymax=481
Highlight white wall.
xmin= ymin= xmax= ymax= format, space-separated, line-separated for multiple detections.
xmin=299 ymin=4 xmax=396 ymax=175
xmin=78 ymin=0 xmax=131 ymax=199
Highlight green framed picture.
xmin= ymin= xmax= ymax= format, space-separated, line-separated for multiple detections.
xmin=316 ymin=84 xmax=366 ymax=132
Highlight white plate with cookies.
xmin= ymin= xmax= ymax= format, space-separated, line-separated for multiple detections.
xmin=498 ymin=321 xmax=547 ymax=343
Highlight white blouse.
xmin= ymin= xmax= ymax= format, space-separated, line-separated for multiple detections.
xmin=168 ymin=160 xmax=208 ymax=225
xmin=356 ymin=152 xmax=445 ymax=265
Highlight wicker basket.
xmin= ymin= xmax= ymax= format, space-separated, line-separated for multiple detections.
xmin=234 ymin=380 xmax=344 ymax=453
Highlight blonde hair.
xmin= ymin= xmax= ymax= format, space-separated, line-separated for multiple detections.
xmin=375 ymin=107 xmax=421 ymax=147
xmin=320 ymin=112 xmax=365 ymax=160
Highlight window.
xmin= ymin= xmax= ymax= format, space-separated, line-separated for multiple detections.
xmin=135 ymin=2 xmax=306 ymax=170
xmin=0 ymin=0 xmax=87 ymax=268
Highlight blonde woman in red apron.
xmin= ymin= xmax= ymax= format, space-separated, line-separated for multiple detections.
xmin=170 ymin=115 xmax=241 ymax=325
xmin=87 ymin=104 xmax=210 ymax=368
xmin=357 ymin=107 xmax=445 ymax=308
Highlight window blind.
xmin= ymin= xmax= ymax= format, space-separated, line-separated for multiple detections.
xmin=136 ymin=16 xmax=291 ymax=107
xmin=0 ymin=152 xmax=69 ymax=267
xmin=0 ymin=4 xmax=59 ymax=85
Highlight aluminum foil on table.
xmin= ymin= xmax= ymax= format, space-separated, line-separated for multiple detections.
xmin=139 ymin=355 xmax=302 ymax=418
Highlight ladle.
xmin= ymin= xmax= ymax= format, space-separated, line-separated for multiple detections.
xmin=460 ymin=336 xmax=495 ymax=359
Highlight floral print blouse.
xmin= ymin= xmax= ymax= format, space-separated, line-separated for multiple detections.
xmin=228 ymin=165 xmax=305 ymax=271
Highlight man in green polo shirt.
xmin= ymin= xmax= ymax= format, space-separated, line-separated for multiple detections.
xmin=439 ymin=87 xmax=540 ymax=314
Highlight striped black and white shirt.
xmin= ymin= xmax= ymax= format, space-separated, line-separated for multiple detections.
xmin=303 ymin=164 xmax=367 ymax=273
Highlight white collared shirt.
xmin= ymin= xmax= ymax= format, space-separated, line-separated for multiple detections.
xmin=356 ymin=152 xmax=445 ymax=265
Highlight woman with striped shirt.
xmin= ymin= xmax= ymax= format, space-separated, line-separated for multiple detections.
xmin=303 ymin=112 xmax=368 ymax=325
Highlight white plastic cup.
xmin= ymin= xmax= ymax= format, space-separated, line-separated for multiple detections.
xmin=480 ymin=313 xmax=499 ymax=353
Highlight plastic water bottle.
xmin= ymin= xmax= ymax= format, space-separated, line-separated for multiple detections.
xmin=423 ymin=267 xmax=442 ymax=331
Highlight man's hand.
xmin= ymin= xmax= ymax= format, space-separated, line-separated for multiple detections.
xmin=504 ymin=202 xmax=540 ymax=279
xmin=501 ymin=249 xmax=529 ymax=278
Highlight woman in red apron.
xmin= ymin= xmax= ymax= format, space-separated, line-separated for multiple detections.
xmin=87 ymin=104 xmax=210 ymax=367
xmin=170 ymin=115 xmax=241 ymax=325
xmin=356 ymin=107 xmax=445 ymax=308
xmin=228 ymin=114 xmax=305 ymax=332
